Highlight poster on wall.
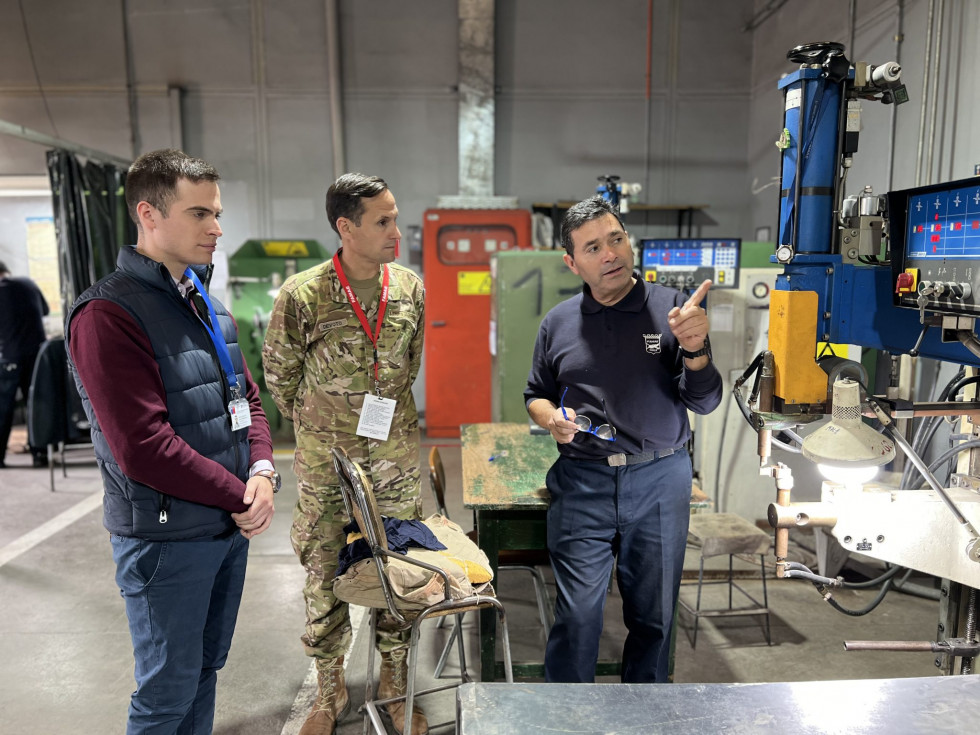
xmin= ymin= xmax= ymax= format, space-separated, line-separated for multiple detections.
xmin=26 ymin=216 xmax=62 ymax=330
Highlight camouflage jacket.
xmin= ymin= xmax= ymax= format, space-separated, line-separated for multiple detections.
xmin=263 ymin=257 xmax=425 ymax=467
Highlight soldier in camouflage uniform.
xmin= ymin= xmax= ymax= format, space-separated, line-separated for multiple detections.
xmin=263 ymin=174 xmax=427 ymax=735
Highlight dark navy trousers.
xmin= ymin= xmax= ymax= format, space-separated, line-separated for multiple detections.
xmin=0 ymin=354 xmax=41 ymax=465
xmin=111 ymin=530 xmax=249 ymax=734
xmin=544 ymin=450 xmax=692 ymax=683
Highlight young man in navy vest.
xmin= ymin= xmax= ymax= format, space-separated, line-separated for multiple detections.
xmin=67 ymin=149 xmax=277 ymax=734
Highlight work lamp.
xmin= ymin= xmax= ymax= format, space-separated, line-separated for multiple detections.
xmin=801 ymin=378 xmax=896 ymax=485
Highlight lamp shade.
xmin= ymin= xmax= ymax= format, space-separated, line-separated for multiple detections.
xmin=801 ymin=378 xmax=896 ymax=469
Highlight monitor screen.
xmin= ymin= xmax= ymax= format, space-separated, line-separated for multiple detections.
xmin=889 ymin=176 xmax=980 ymax=316
xmin=640 ymin=238 xmax=740 ymax=290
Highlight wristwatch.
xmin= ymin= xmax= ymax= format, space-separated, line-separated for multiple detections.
xmin=255 ymin=469 xmax=281 ymax=493
xmin=680 ymin=337 xmax=711 ymax=360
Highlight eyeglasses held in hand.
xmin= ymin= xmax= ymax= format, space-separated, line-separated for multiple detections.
xmin=560 ymin=386 xmax=617 ymax=441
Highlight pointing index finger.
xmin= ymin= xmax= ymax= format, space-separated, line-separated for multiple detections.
xmin=684 ymin=279 xmax=712 ymax=308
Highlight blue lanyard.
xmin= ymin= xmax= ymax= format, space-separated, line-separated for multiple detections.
xmin=183 ymin=268 xmax=241 ymax=398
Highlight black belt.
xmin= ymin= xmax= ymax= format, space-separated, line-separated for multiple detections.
xmin=580 ymin=447 xmax=679 ymax=467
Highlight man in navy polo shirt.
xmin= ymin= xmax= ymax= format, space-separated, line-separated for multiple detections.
xmin=525 ymin=195 xmax=722 ymax=683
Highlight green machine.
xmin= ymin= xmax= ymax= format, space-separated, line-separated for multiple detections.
xmin=491 ymin=250 xmax=583 ymax=423
xmin=227 ymin=239 xmax=330 ymax=441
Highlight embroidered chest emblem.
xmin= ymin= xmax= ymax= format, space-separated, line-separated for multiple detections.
xmin=643 ymin=333 xmax=662 ymax=355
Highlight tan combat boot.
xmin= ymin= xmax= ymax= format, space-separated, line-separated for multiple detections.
xmin=298 ymin=656 xmax=350 ymax=735
xmin=377 ymin=648 xmax=429 ymax=735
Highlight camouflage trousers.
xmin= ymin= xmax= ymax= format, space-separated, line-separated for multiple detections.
xmin=291 ymin=430 xmax=423 ymax=660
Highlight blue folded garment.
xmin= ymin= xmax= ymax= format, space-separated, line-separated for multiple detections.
xmin=336 ymin=517 xmax=447 ymax=576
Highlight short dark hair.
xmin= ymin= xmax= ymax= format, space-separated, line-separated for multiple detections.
xmin=0 ymin=261 xmax=8 ymax=275
xmin=559 ymin=195 xmax=626 ymax=257
xmin=125 ymin=149 xmax=220 ymax=225
xmin=326 ymin=173 xmax=389 ymax=234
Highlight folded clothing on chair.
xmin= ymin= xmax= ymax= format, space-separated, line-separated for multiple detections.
xmin=337 ymin=517 xmax=447 ymax=576
xmin=333 ymin=514 xmax=493 ymax=610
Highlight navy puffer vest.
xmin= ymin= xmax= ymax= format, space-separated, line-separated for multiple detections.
xmin=66 ymin=246 xmax=250 ymax=539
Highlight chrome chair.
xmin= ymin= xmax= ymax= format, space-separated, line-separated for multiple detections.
xmin=427 ymin=446 xmax=553 ymax=677
xmin=331 ymin=447 xmax=513 ymax=734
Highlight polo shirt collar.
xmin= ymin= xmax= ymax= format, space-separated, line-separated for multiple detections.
xmin=581 ymin=272 xmax=648 ymax=314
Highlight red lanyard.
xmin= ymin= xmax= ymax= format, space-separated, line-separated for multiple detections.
xmin=333 ymin=249 xmax=390 ymax=394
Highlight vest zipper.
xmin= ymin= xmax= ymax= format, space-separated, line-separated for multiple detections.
xmin=159 ymin=493 xmax=171 ymax=523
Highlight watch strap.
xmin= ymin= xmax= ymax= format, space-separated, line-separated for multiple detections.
xmin=680 ymin=337 xmax=711 ymax=360
xmin=255 ymin=469 xmax=281 ymax=493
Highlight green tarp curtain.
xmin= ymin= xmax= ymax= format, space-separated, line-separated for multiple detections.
xmin=46 ymin=149 xmax=134 ymax=315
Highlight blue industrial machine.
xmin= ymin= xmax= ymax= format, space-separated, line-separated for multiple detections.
xmin=595 ymin=174 xmax=641 ymax=214
xmin=737 ymin=42 xmax=979 ymax=675
xmin=769 ymin=43 xmax=980 ymax=377
xmin=762 ymin=42 xmax=980 ymax=417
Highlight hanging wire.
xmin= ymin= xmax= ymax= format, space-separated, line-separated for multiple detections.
xmin=784 ymin=560 xmax=897 ymax=616
xmin=826 ymin=577 xmax=896 ymax=616
xmin=841 ymin=562 xmax=903 ymax=589
xmin=17 ymin=0 xmax=60 ymax=138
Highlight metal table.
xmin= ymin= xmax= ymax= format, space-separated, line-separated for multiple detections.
xmin=457 ymin=677 xmax=980 ymax=733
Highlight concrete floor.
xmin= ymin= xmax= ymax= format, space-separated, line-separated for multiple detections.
xmin=0 ymin=426 xmax=948 ymax=734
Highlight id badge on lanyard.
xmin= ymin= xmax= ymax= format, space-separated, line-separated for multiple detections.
xmin=229 ymin=391 xmax=252 ymax=431
xmin=184 ymin=268 xmax=252 ymax=430
xmin=356 ymin=394 xmax=396 ymax=441
xmin=334 ymin=251 xmax=397 ymax=441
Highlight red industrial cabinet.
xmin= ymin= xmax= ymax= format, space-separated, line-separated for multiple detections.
xmin=423 ymin=209 xmax=533 ymax=437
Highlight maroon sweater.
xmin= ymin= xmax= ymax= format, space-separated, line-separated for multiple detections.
xmin=70 ymin=300 xmax=273 ymax=514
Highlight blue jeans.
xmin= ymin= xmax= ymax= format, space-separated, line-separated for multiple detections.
xmin=111 ymin=531 xmax=249 ymax=734
xmin=544 ymin=450 xmax=692 ymax=683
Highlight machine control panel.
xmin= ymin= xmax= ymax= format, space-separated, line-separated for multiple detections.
xmin=641 ymin=238 xmax=740 ymax=291
xmin=890 ymin=177 xmax=980 ymax=316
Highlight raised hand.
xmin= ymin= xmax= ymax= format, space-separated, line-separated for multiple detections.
xmin=667 ymin=279 xmax=711 ymax=353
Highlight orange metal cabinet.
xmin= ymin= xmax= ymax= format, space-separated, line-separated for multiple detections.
xmin=423 ymin=209 xmax=533 ymax=437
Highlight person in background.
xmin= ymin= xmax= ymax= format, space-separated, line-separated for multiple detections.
xmin=525 ymin=195 xmax=722 ymax=684
xmin=0 ymin=260 xmax=49 ymax=468
xmin=263 ymin=173 xmax=426 ymax=735
xmin=66 ymin=149 xmax=277 ymax=734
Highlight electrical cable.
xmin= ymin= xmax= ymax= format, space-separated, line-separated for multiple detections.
xmin=825 ymin=577 xmax=895 ymax=616
xmin=784 ymin=569 xmax=841 ymax=586
xmin=913 ymin=439 xmax=980 ymax=489
xmin=868 ymin=393 xmax=977 ymax=534
xmin=779 ymin=426 xmax=804 ymax=445
xmin=913 ymin=368 xmax=963 ymax=447
xmin=786 ymin=561 xmax=897 ymax=616
xmin=732 ymin=351 xmax=803 ymax=453
xmin=712 ymin=388 xmax=734 ymax=511
xmin=902 ymin=372 xmax=977 ymax=489
xmin=884 ymin=367 xmax=964 ymax=489
xmin=840 ymin=562 xmax=903 ymax=589
xmin=914 ymin=371 xmax=977 ymax=464
xmin=17 ymin=0 xmax=59 ymax=138
xmin=891 ymin=575 xmax=941 ymax=602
